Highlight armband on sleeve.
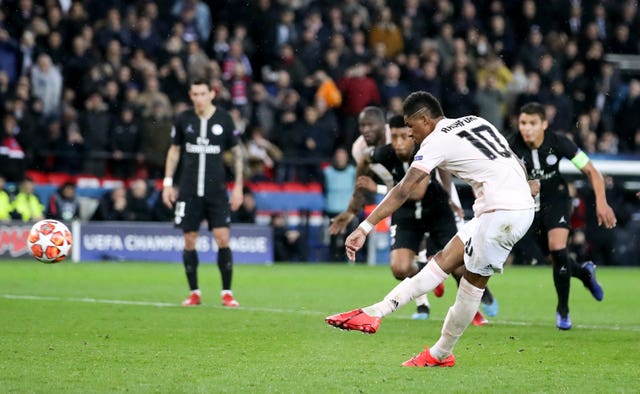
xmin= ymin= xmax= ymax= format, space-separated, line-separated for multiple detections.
xmin=570 ymin=150 xmax=590 ymax=170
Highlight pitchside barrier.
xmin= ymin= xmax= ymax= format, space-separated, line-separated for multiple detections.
xmin=1 ymin=221 xmax=273 ymax=264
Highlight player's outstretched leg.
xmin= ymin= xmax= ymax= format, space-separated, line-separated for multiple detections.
xmin=325 ymin=260 xmax=448 ymax=332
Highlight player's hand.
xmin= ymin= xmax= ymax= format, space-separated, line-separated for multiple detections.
xmin=229 ymin=187 xmax=243 ymax=211
xmin=345 ymin=228 xmax=367 ymax=261
xmin=329 ymin=211 xmax=355 ymax=234
xmin=162 ymin=187 xmax=176 ymax=208
xmin=596 ymin=202 xmax=617 ymax=229
xmin=528 ymin=180 xmax=540 ymax=197
xmin=355 ymin=176 xmax=377 ymax=193
xmin=449 ymin=201 xmax=465 ymax=221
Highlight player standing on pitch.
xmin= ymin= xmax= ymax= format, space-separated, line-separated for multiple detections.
xmin=326 ymin=91 xmax=535 ymax=367
xmin=510 ymin=102 xmax=616 ymax=329
xmin=162 ymin=78 xmax=244 ymax=307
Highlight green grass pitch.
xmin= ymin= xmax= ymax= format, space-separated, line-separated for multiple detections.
xmin=1 ymin=260 xmax=639 ymax=393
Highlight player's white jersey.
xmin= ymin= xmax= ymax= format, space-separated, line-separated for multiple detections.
xmin=411 ymin=116 xmax=534 ymax=215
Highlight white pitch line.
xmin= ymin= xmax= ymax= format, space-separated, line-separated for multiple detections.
xmin=3 ymin=294 xmax=640 ymax=332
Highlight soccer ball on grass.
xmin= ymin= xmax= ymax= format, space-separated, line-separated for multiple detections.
xmin=27 ymin=220 xmax=73 ymax=263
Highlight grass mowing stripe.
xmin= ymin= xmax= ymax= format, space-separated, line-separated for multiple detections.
xmin=5 ymin=292 xmax=640 ymax=332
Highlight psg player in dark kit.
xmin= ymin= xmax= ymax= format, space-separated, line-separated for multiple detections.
xmin=162 ymin=79 xmax=244 ymax=307
xmin=510 ymin=102 xmax=616 ymax=330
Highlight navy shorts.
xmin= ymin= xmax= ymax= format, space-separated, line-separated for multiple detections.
xmin=174 ymin=195 xmax=231 ymax=232
xmin=390 ymin=207 xmax=457 ymax=254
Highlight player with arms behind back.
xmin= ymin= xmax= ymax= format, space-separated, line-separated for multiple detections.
xmin=326 ymin=91 xmax=534 ymax=367
xmin=510 ymin=102 xmax=616 ymax=330
xmin=162 ymin=78 xmax=244 ymax=307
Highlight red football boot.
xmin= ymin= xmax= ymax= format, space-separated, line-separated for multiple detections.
xmin=433 ymin=282 xmax=445 ymax=298
xmin=472 ymin=311 xmax=488 ymax=326
xmin=221 ymin=292 xmax=239 ymax=307
xmin=325 ymin=308 xmax=381 ymax=334
xmin=181 ymin=292 xmax=201 ymax=306
xmin=402 ymin=346 xmax=456 ymax=367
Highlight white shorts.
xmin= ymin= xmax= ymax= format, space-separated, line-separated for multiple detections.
xmin=456 ymin=208 xmax=534 ymax=277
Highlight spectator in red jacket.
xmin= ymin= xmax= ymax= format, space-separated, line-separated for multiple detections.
xmin=337 ymin=63 xmax=380 ymax=147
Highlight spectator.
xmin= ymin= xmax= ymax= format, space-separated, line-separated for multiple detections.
xmin=337 ymin=63 xmax=381 ymax=147
xmin=0 ymin=27 xmax=21 ymax=85
xmin=616 ymin=79 xmax=640 ymax=152
xmin=58 ymin=122 xmax=87 ymax=174
xmin=298 ymin=27 xmax=323 ymax=74
xmin=248 ymin=82 xmax=278 ymax=139
xmin=46 ymin=182 xmax=80 ymax=222
xmin=34 ymin=118 xmax=65 ymax=173
xmin=110 ymin=107 xmax=144 ymax=179
xmin=0 ymin=113 xmax=26 ymax=182
xmin=242 ymin=125 xmax=282 ymax=182
xmin=322 ymin=147 xmax=356 ymax=262
xmin=518 ymin=25 xmax=547 ymax=72
xmin=222 ymin=39 xmax=252 ymax=81
xmin=11 ymin=177 xmax=43 ymax=222
xmin=78 ymin=91 xmax=111 ymax=176
xmin=141 ymin=100 xmax=173 ymax=179
xmin=443 ymin=69 xmax=476 ymax=119
xmin=378 ymin=63 xmax=409 ymax=107
xmin=231 ymin=186 xmax=257 ymax=224
xmin=30 ymin=54 xmax=62 ymax=117
xmin=91 ymin=187 xmax=130 ymax=221
xmin=0 ymin=175 xmax=11 ymax=221
xmin=136 ymin=76 xmax=171 ymax=118
xmin=126 ymin=179 xmax=153 ymax=221
xmin=369 ymin=6 xmax=404 ymax=59
xmin=475 ymin=74 xmax=505 ymax=132
xmin=131 ymin=15 xmax=163 ymax=58
xmin=171 ymin=0 xmax=212 ymax=44
xmin=274 ymin=109 xmax=305 ymax=183
xmin=271 ymin=212 xmax=307 ymax=262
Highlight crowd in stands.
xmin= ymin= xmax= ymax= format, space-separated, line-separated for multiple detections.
xmin=1 ymin=0 xmax=640 ymax=264
xmin=0 ymin=0 xmax=639 ymax=185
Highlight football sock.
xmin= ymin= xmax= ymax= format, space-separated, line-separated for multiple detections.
xmin=481 ymin=286 xmax=495 ymax=305
xmin=218 ymin=247 xmax=233 ymax=290
xmin=415 ymin=293 xmax=430 ymax=308
xmin=569 ymin=256 xmax=590 ymax=287
xmin=430 ymin=277 xmax=484 ymax=360
xmin=183 ymin=249 xmax=199 ymax=291
xmin=416 ymin=249 xmax=428 ymax=271
xmin=364 ymin=259 xmax=448 ymax=317
xmin=551 ymin=249 xmax=571 ymax=317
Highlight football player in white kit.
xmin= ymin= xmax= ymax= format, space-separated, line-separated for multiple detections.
xmin=326 ymin=91 xmax=535 ymax=367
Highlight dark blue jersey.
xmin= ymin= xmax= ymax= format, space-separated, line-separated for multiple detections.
xmin=171 ymin=108 xmax=238 ymax=198
xmin=509 ymin=131 xmax=580 ymax=209
xmin=371 ymin=144 xmax=450 ymax=220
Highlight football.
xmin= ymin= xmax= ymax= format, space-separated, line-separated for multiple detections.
xmin=27 ymin=220 xmax=73 ymax=263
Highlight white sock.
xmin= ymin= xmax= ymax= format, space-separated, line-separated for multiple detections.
xmin=415 ymin=293 xmax=429 ymax=307
xmin=363 ymin=259 xmax=448 ymax=317
xmin=191 ymin=289 xmax=201 ymax=296
xmin=221 ymin=290 xmax=232 ymax=296
xmin=430 ymin=277 xmax=484 ymax=360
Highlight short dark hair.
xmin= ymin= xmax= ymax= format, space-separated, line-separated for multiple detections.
xmin=388 ymin=115 xmax=406 ymax=128
xmin=360 ymin=106 xmax=385 ymax=123
xmin=403 ymin=91 xmax=444 ymax=119
xmin=519 ymin=102 xmax=546 ymax=120
xmin=189 ymin=78 xmax=211 ymax=89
